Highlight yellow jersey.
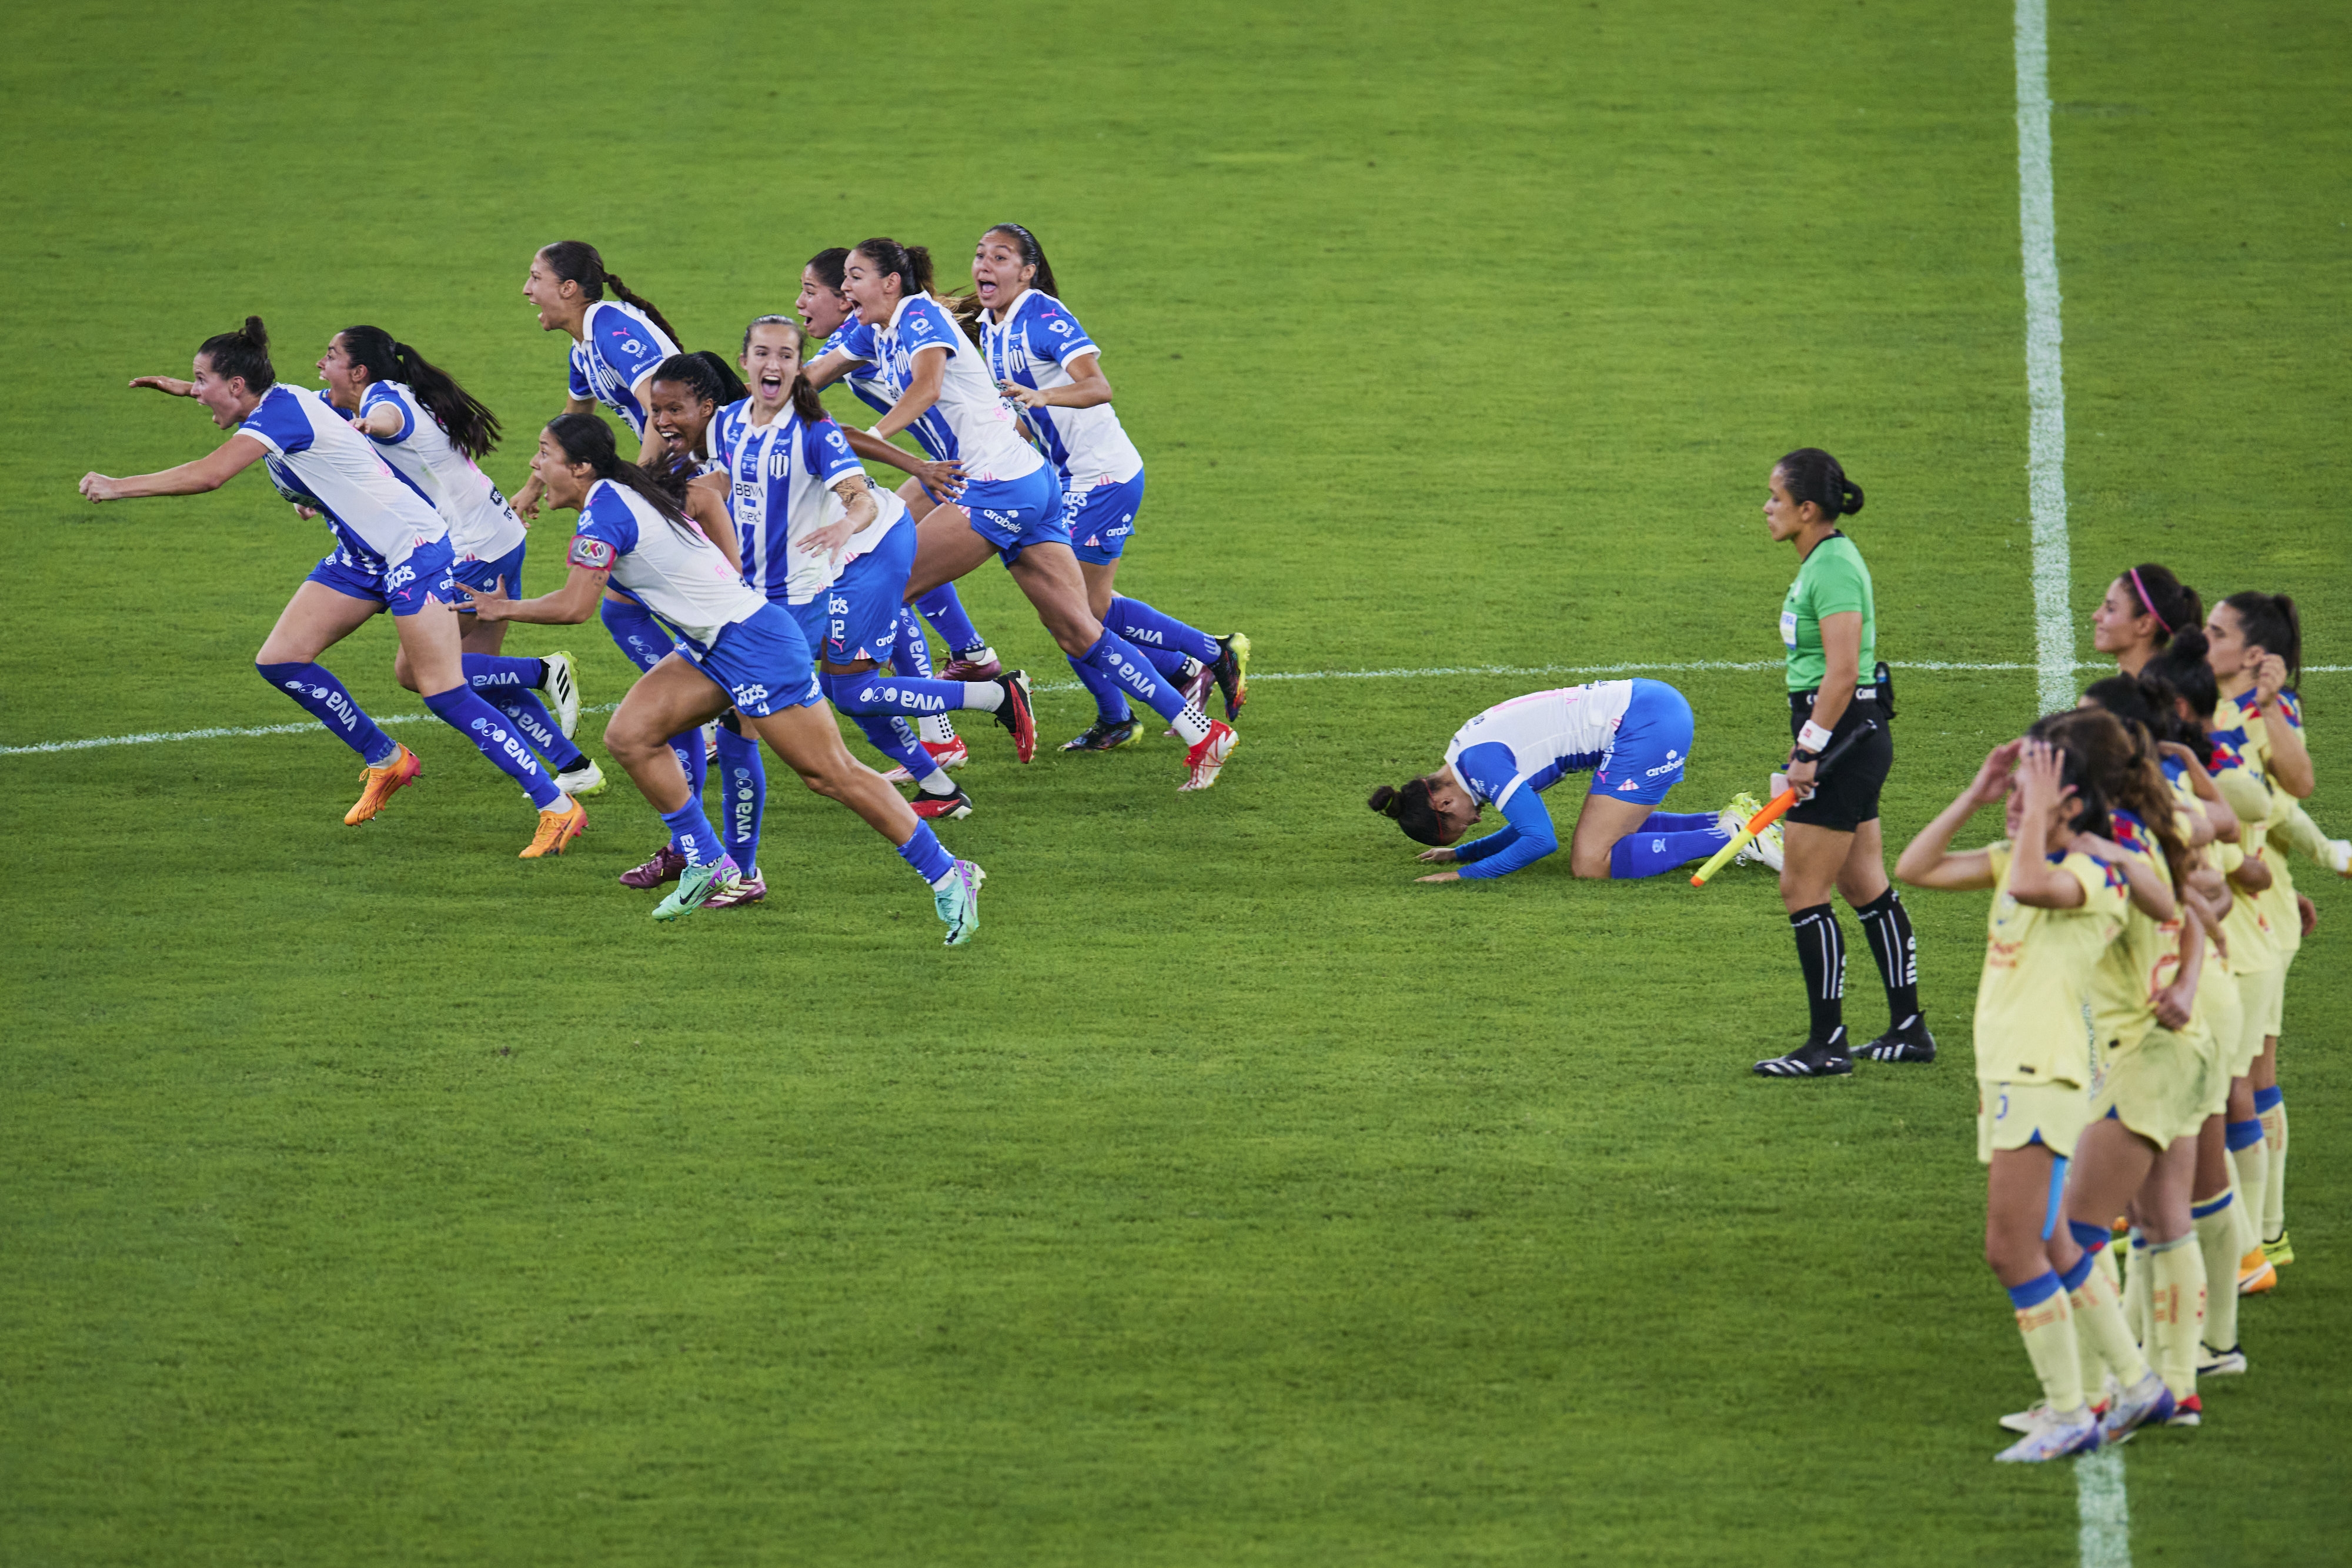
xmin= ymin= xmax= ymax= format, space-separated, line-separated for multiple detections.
xmin=2090 ymin=809 xmax=2181 ymax=1055
xmin=1973 ymin=842 xmax=2130 ymax=1086
xmin=2209 ymin=709 xmax=2294 ymax=971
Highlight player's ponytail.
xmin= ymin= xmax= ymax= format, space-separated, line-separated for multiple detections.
xmin=198 ymin=315 xmax=275 ymax=393
xmin=2119 ymin=563 xmax=2200 ymax=649
xmin=2069 ymin=691 xmax=2196 ymax=894
xmin=2220 ymin=591 xmax=2301 ymax=686
xmin=538 ymin=240 xmax=683 ymax=348
xmin=1776 ymin=447 xmax=1863 ymax=520
xmin=2144 ymin=628 xmax=2220 ymax=728
xmin=649 ymin=350 xmax=749 ymax=413
xmin=337 ymin=325 xmax=502 ymax=460
xmin=1368 ymin=777 xmax=1446 ymax=846
xmin=543 ymin=412 xmax=701 ymax=543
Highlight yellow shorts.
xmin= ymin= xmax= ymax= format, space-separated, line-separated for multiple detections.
xmin=2193 ymin=965 xmax=2243 ymax=1119
xmin=2095 ymin=1026 xmax=2219 ymax=1148
xmin=1977 ymin=1078 xmax=2092 ymax=1164
xmin=2230 ymin=965 xmax=2284 ymax=1076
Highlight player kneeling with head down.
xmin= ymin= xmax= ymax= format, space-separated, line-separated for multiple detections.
xmin=1371 ymin=680 xmax=1757 ymax=882
xmin=462 ymin=413 xmax=985 ymax=944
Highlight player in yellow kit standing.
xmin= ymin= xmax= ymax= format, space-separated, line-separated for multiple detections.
xmin=1896 ymin=734 xmax=2132 ymax=1461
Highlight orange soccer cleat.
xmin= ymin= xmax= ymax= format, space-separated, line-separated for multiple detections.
xmin=520 ymin=799 xmax=588 ymax=858
xmin=345 ymin=745 xmax=422 ymax=825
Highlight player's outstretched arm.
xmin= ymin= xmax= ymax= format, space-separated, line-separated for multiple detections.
xmin=462 ymin=564 xmax=606 ymax=627
xmin=128 ymin=376 xmax=196 ymax=397
xmin=79 ymin=431 xmax=269 ymax=503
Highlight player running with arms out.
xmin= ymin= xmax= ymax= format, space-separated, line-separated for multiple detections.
xmin=1896 ymin=734 xmax=2132 ymax=1461
xmin=462 ymin=414 xmax=983 ymax=942
xmin=838 ymin=238 xmax=1237 ymax=791
xmin=1370 ymin=681 xmax=1753 ymax=881
xmin=1752 ymin=449 xmax=1933 ymax=1079
xmin=717 ymin=317 xmax=1034 ymax=836
xmin=973 ymin=223 xmax=1249 ymax=750
xmin=83 ymin=317 xmax=586 ymax=855
xmin=315 ymin=325 xmax=603 ymax=801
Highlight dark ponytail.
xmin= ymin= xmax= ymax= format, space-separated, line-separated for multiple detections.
xmin=2119 ymin=563 xmax=2201 ymax=648
xmin=2036 ymin=707 xmax=2192 ymax=896
xmin=537 ymin=240 xmax=682 ymax=349
xmin=198 ymin=315 xmax=275 ymax=392
xmin=853 ymin=237 xmax=935 ymax=301
xmin=649 ymin=350 xmax=749 ymax=411
xmin=2145 ymin=628 xmax=2220 ymax=727
xmin=1369 ymin=777 xmax=1446 ymax=846
xmin=2220 ymin=591 xmax=2301 ymax=686
xmin=543 ymin=412 xmax=699 ymax=542
xmin=337 ymin=325 xmax=500 ymax=459
xmin=2082 ymin=674 xmax=2200 ymax=753
xmin=1776 ymin=447 xmax=1864 ymax=521
xmin=985 ymin=222 xmax=1063 ymax=302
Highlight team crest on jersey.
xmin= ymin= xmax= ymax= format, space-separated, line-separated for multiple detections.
xmin=569 ymin=536 xmax=617 ymax=570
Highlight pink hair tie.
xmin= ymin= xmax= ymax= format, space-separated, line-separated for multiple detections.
xmin=2128 ymin=567 xmax=2171 ymax=635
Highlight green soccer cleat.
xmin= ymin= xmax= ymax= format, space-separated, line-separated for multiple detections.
xmin=652 ymin=857 xmax=736 ymax=922
xmin=2262 ymin=1231 xmax=2294 ymax=1268
xmin=933 ymin=858 xmax=986 ymax=946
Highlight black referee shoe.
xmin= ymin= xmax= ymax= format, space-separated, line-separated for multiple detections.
xmin=1754 ymin=1039 xmax=1853 ymax=1078
xmin=1857 ymin=1015 xmax=1937 ymax=1064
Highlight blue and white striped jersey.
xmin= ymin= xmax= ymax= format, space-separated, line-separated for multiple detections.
xmin=567 ymin=479 xmax=765 ymax=654
xmin=816 ymin=318 xmax=959 ymax=463
xmin=983 ymin=291 xmax=1142 ymax=487
xmin=714 ymin=399 xmax=867 ymax=606
xmin=239 ymin=384 xmax=446 ymax=573
xmin=354 ymin=382 xmax=526 ymax=564
xmin=868 ymin=295 xmax=1042 ymax=484
xmin=1444 ymin=683 xmax=1639 ymax=808
xmin=566 ymin=300 xmax=678 ymax=439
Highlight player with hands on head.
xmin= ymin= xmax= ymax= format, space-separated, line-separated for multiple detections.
xmin=88 ymin=316 xmax=586 ymax=854
xmin=1896 ymin=733 xmax=2136 ymax=1460
xmin=313 ymin=325 xmax=603 ymax=800
xmin=1752 ymin=449 xmax=1930 ymax=1079
xmin=974 ymin=222 xmax=1248 ymax=750
xmin=462 ymin=412 xmax=984 ymax=941
xmin=1369 ymin=681 xmax=1751 ymax=882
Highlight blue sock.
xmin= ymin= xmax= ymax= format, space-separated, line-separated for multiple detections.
xmin=1139 ymin=643 xmax=1191 ymax=681
xmin=657 ymin=798 xmax=727 ymax=868
xmin=680 ymin=727 xmax=708 ymax=801
xmin=462 ymin=653 xmax=544 ymax=690
xmin=896 ymin=821 xmax=956 ymax=884
xmin=2253 ymin=1085 xmax=2283 ymax=1114
xmin=713 ymin=720 xmax=766 ymax=878
xmin=891 ymin=609 xmax=937 ymax=677
xmin=1638 ymin=810 xmax=1722 ymax=834
xmin=917 ymin=584 xmax=984 ymax=656
xmin=2225 ymin=1117 xmax=2264 ymax=1152
xmin=422 ymin=686 xmax=561 ymax=808
xmin=2066 ymin=1219 xmax=2111 ymax=1255
xmin=2004 ymin=1271 xmax=2063 ymax=1310
xmin=1066 ymin=650 xmax=1134 ymax=724
xmin=821 ymin=668 xmax=976 ymax=717
xmin=2057 ymin=1249 xmax=2097 ymax=1293
xmin=850 ymin=710 xmax=937 ymax=781
xmin=1608 ymin=826 xmax=1732 ymax=879
xmin=257 ymin=661 xmax=396 ymax=764
xmin=600 ymin=596 xmax=675 ymax=673
xmin=488 ymin=691 xmax=589 ymax=772
xmin=1108 ymin=596 xmax=1219 ymax=665
xmin=1077 ymin=630 xmax=1198 ymax=732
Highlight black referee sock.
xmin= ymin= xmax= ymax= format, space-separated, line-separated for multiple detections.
xmin=1790 ymin=903 xmax=1847 ymax=1051
xmin=1855 ymin=887 xmax=1922 ymax=1031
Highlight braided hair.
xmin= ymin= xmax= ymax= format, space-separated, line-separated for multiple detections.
xmin=1775 ymin=447 xmax=1865 ymax=521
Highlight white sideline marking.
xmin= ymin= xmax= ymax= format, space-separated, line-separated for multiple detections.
xmin=2077 ymin=1446 xmax=2130 ymax=1567
xmin=2016 ymin=0 xmax=2076 ymax=717
xmin=2 ymin=660 xmax=2345 ymax=758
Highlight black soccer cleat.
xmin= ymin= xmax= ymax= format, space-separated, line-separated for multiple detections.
xmin=1208 ymin=633 xmax=1251 ymax=723
xmin=1857 ymin=1016 xmax=1937 ymax=1065
xmin=1061 ymin=715 xmax=1145 ymax=753
xmin=1754 ymin=1039 xmax=1854 ymax=1078
xmin=991 ymin=670 xmax=1035 ymax=763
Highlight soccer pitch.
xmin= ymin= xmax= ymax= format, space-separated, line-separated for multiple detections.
xmin=4 ymin=0 xmax=2346 ymax=1561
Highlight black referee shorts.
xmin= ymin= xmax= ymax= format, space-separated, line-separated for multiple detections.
xmin=1785 ymin=690 xmax=1890 ymax=832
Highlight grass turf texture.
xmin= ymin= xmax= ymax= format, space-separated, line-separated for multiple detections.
xmin=3 ymin=0 xmax=2347 ymax=1561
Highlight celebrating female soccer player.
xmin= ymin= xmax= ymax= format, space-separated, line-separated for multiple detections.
xmin=973 ymin=223 xmax=1248 ymax=750
xmin=1895 ymin=734 xmax=2130 ymax=1461
xmin=81 ymin=316 xmax=586 ymax=854
xmin=835 ymin=238 xmax=1238 ymax=791
xmin=714 ymin=317 xmax=1034 ymax=846
xmin=1751 ymin=449 xmax=1930 ymax=1079
xmin=1368 ymin=680 xmax=1749 ymax=880
xmin=512 ymin=240 xmax=683 ymax=511
xmin=313 ymin=325 xmax=602 ymax=799
xmin=462 ymin=413 xmax=984 ymax=942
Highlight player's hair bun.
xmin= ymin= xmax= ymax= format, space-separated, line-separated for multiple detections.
xmin=1368 ymin=784 xmax=1399 ymax=815
xmin=240 ymin=315 xmax=269 ymax=351
xmin=1776 ymin=447 xmax=1863 ymax=520
xmin=197 ymin=314 xmax=276 ymax=392
xmin=1369 ymin=777 xmax=1446 ymax=845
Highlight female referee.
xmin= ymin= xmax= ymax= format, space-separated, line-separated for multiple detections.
xmin=974 ymin=223 xmax=1249 ymax=750
xmin=1369 ymin=680 xmax=1752 ymax=881
xmin=464 ymin=413 xmax=985 ymax=942
xmin=314 ymin=325 xmax=603 ymax=799
xmin=1752 ymin=449 xmax=1930 ymax=1079
xmin=837 ymin=238 xmax=1238 ymax=792
xmin=82 ymin=316 xmax=586 ymax=855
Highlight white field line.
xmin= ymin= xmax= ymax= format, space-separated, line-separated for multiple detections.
xmin=5 ymin=660 xmax=2344 ymax=758
xmin=2077 ymin=1446 xmax=2130 ymax=1567
xmin=2016 ymin=0 xmax=2077 ymax=716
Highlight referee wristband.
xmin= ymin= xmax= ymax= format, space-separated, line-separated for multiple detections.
xmin=1798 ymin=720 xmax=1835 ymax=754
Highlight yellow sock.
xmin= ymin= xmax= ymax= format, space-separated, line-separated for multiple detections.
xmin=2232 ymin=1144 xmax=2268 ymax=1259
xmin=2192 ymin=1194 xmax=2241 ymax=1351
xmin=2069 ymin=1254 xmax=2150 ymax=1392
xmin=2147 ymin=1236 xmax=2206 ymax=1400
xmin=2122 ymin=1233 xmax=2151 ymax=1346
xmin=2012 ymin=1274 xmax=2084 ymax=1416
xmin=2093 ymin=1239 xmax=2122 ymax=1298
xmin=2263 ymin=1099 xmax=2288 ymax=1243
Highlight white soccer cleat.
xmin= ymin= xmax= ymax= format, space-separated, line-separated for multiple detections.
xmin=539 ymin=650 xmax=583 ymax=738
xmin=1718 ymin=791 xmax=1784 ymax=872
xmin=1994 ymin=1407 xmax=2101 ymax=1462
xmin=554 ymin=758 xmax=607 ymax=798
xmin=702 ymin=721 xmax=720 ymax=760
xmin=2099 ymin=1370 xmax=2177 ymax=1443
xmin=1178 ymin=720 xmax=1237 ymax=792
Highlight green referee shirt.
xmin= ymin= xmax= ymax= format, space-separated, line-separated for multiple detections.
xmin=1781 ymin=533 xmax=1875 ymax=691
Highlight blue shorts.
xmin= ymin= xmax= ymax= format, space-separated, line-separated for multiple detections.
xmin=1589 ymin=678 xmax=1695 ymax=805
xmin=822 ymin=520 xmax=916 ymax=665
xmin=679 ymin=603 xmax=823 ymax=718
xmin=306 ymin=534 xmax=458 ymax=618
xmin=451 ymin=539 xmax=526 ymax=597
xmin=959 ymin=466 xmax=1069 ymax=567
xmin=1065 ymin=470 xmax=1145 ymax=564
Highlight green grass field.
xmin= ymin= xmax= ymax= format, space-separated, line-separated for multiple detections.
xmin=4 ymin=2 xmax=2347 ymax=1562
